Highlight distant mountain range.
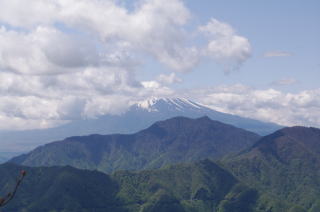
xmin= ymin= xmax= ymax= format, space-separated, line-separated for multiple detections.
xmin=10 ymin=116 xmax=260 ymax=173
xmin=0 ymin=97 xmax=282 ymax=154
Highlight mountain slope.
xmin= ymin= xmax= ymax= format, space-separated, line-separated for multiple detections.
xmin=0 ymin=160 xmax=270 ymax=212
xmin=224 ymin=126 xmax=320 ymax=211
xmin=11 ymin=116 xmax=260 ymax=173
xmin=0 ymin=156 xmax=6 ymax=163
xmin=0 ymin=97 xmax=281 ymax=153
xmin=0 ymin=152 xmax=23 ymax=164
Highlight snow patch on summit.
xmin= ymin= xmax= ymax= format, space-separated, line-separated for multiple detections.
xmin=135 ymin=97 xmax=207 ymax=112
xmin=136 ymin=97 xmax=160 ymax=112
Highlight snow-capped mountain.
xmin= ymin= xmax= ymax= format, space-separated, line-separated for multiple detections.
xmin=136 ymin=97 xmax=204 ymax=112
xmin=0 ymin=97 xmax=282 ymax=154
xmin=135 ymin=97 xmax=211 ymax=113
xmin=132 ymin=97 xmax=281 ymax=134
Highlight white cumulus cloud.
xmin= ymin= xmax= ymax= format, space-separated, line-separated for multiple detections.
xmin=199 ymin=19 xmax=251 ymax=73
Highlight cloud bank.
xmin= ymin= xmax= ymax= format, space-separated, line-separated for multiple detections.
xmin=189 ymin=85 xmax=320 ymax=128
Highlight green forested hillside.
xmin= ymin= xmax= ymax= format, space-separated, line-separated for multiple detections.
xmin=0 ymin=160 xmax=279 ymax=212
xmin=113 ymin=159 xmax=258 ymax=212
xmin=0 ymin=163 xmax=122 ymax=212
xmin=224 ymin=126 xmax=320 ymax=211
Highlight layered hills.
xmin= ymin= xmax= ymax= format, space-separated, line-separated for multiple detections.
xmin=2 ymin=118 xmax=320 ymax=211
xmin=11 ymin=116 xmax=260 ymax=173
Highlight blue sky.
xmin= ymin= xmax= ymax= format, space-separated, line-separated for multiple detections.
xmin=139 ymin=0 xmax=320 ymax=91
xmin=0 ymin=0 xmax=319 ymax=131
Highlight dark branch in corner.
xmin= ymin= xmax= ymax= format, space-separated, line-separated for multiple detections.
xmin=0 ymin=170 xmax=26 ymax=207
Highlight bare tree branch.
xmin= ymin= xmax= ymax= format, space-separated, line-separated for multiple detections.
xmin=0 ymin=170 xmax=26 ymax=208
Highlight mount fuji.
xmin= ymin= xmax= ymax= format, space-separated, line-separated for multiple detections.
xmin=0 ymin=97 xmax=281 ymax=154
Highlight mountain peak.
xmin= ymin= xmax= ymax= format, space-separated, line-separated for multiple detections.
xmin=279 ymin=126 xmax=319 ymax=135
xmin=135 ymin=97 xmax=205 ymax=112
xmin=250 ymin=126 xmax=320 ymax=160
xmin=11 ymin=116 xmax=260 ymax=173
xmin=264 ymin=126 xmax=320 ymax=142
xmin=197 ymin=115 xmax=211 ymax=121
xmin=136 ymin=96 xmax=160 ymax=111
xmin=150 ymin=116 xmax=219 ymax=129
